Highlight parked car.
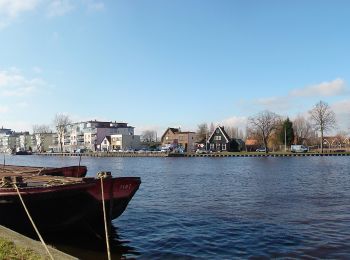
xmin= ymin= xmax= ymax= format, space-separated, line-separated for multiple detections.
xmin=291 ymin=145 xmax=308 ymax=153
xmin=256 ymin=147 xmax=268 ymax=152
xmin=196 ymin=149 xmax=208 ymax=154
xmin=160 ymin=146 xmax=171 ymax=152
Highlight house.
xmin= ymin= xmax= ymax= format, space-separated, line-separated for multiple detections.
xmin=101 ymin=134 xmax=141 ymax=151
xmin=100 ymin=136 xmax=112 ymax=151
xmin=207 ymin=126 xmax=240 ymax=152
xmin=161 ymin=128 xmax=196 ymax=152
xmin=245 ymin=139 xmax=259 ymax=152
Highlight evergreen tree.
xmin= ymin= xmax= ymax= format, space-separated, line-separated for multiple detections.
xmin=279 ymin=118 xmax=294 ymax=147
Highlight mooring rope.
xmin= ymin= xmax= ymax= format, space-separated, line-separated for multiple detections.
xmin=100 ymin=175 xmax=112 ymax=260
xmin=13 ymin=183 xmax=54 ymax=260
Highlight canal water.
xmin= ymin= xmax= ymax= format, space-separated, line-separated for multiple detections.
xmin=4 ymin=155 xmax=350 ymax=259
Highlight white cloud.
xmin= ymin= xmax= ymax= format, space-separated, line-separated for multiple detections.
xmin=220 ymin=116 xmax=247 ymax=129
xmin=254 ymin=96 xmax=291 ymax=111
xmin=0 ymin=69 xmax=47 ymax=97
xmin=46 ymin=0 xmax=74 ymax=17
xmin=251 ymin=78 xmax=348 ymax=114
xmin=290 ymin=78 xmax=346 ymax=97
xmin=329 ymin=99 xmax=350 ymax=132
xmin=331 ymin=99 xmax=350 ymax=113
xmin=84 ymin=0 xmax=104 ymax=12
xmin=0 ymin=0 xmax=40 ymax=18
xmin=0 ymin=0 xmax=40 ymax=28
xmin=0 ymin=105 xmax=9 ymax=113
xmin=0 ymin=0 xmax=105 ymax=27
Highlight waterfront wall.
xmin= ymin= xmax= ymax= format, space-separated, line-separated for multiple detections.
xmin=36 ymin=152 xmax=350 ymax=158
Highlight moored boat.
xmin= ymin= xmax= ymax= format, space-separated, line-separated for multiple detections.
xmin=15 ymin=150 xmax=32 ymax=155
xmin=0 ymin=165 xmax=87 ymax=178
xmin=0 ymin=166 xmax=141 ymax=235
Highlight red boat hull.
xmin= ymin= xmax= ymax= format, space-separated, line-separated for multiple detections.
xmin=0 ymin=177 xmax=141 ymax=234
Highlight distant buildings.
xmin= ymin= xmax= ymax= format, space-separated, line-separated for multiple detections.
xmin=0 ymin=120 xmax=141 ymax=153
xmin=55 ymin=120 xmax=140 ymax=152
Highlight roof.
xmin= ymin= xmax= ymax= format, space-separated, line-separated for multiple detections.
xmin=207 ymin=126 xmax=230 ymax=143
xmin=161 ymin=127 xmax=179 ymax=141
xmin=102 ymin=135 xmax=111 ymax=144
xmin=169 ymin=128 xmax=180 ymax=133
xmin=245 ymin=139 xmax=258 ymax=146
xmin=235 ymin=139 xmax=246 ymax=146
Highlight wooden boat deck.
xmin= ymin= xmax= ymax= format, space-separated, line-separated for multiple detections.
xmin=0 ymin=165 xmax=87 ymax=189
xmin=0 ymin=165 xmax=51 ymax=176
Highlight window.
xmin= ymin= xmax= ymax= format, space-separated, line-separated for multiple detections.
xmin=222 ymin=144 xmax=226 ymax=150
xmin=216 ymin=143 xmax=221 ymax=149
xmin=214 ymin=136 xmax=221 ymax=141
xmin=210 ymin=143 xmax=215 ymax=149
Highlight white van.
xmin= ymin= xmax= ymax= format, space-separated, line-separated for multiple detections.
xmin=291 ymin=145 xmax=309 ymax=153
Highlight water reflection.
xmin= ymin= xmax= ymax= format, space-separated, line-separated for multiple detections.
xmin=42 ymin=225 xmax=139 ymax=260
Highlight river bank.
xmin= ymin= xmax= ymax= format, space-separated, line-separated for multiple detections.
xmin=0 ymin=225 xmax=77 ymax=260
xmin=35 ymin=151 xmax=350 ymax=158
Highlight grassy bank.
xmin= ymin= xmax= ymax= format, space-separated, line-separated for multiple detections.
xmin=0 ymin=225 xmax=77 ymax=260
xmin=0 ymin=237 xmax=43 ymax=260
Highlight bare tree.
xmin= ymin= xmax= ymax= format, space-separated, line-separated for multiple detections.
xmin=196 ymin=123 xmax=209 ymax=142
xmin=224 ymin=126 xmax=238 ymax=139
xmin=309 ymin=100 xmax=336 ymax=153
xmin=209 ymin=122 xmax=215 ymax=134
xmin=141 ymin=130 xmax=157 ymax=142
xmin=248 ymin=110 xmax=281 ymax=153
xmin=32 ymin=124 xmax=51 ymax=152
xmin=53 ymin=114 xmax=71 ymax=152
xmin=293 ymin=115 xmax=313 ymax=145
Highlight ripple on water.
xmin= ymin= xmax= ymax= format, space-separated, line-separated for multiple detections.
xmin=5 ymin=155 xmax=350 ymax=259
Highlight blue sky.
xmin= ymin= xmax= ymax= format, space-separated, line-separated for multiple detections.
xmin=0 ymin=0 xmax=350 ymax=135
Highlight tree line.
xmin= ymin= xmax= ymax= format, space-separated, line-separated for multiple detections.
xmin=34 ymin=100 xmax=339 ymax=154
xmin=195 ymin=100 xmax=338 ymax=153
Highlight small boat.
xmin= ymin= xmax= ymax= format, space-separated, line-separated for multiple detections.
xmin=0 ymin=165 xmax=141 ymax=235
xmin=15 ymin=150 xmax=33 ymax=155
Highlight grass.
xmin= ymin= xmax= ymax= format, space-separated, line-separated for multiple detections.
xmin=0 ymin=237 xmax=45 ymax=260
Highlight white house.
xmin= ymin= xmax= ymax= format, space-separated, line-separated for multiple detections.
xmin=101 ymin=134 xmax=141 ymax=151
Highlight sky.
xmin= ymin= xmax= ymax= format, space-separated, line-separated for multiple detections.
xmin=0 ymin=0 xmax=350 ymax=135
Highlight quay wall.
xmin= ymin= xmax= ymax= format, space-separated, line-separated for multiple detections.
xmin=36 ymin=152 xmax=350 ymax=158
xmin=184 ymin=152 xmax=350 ymax=158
